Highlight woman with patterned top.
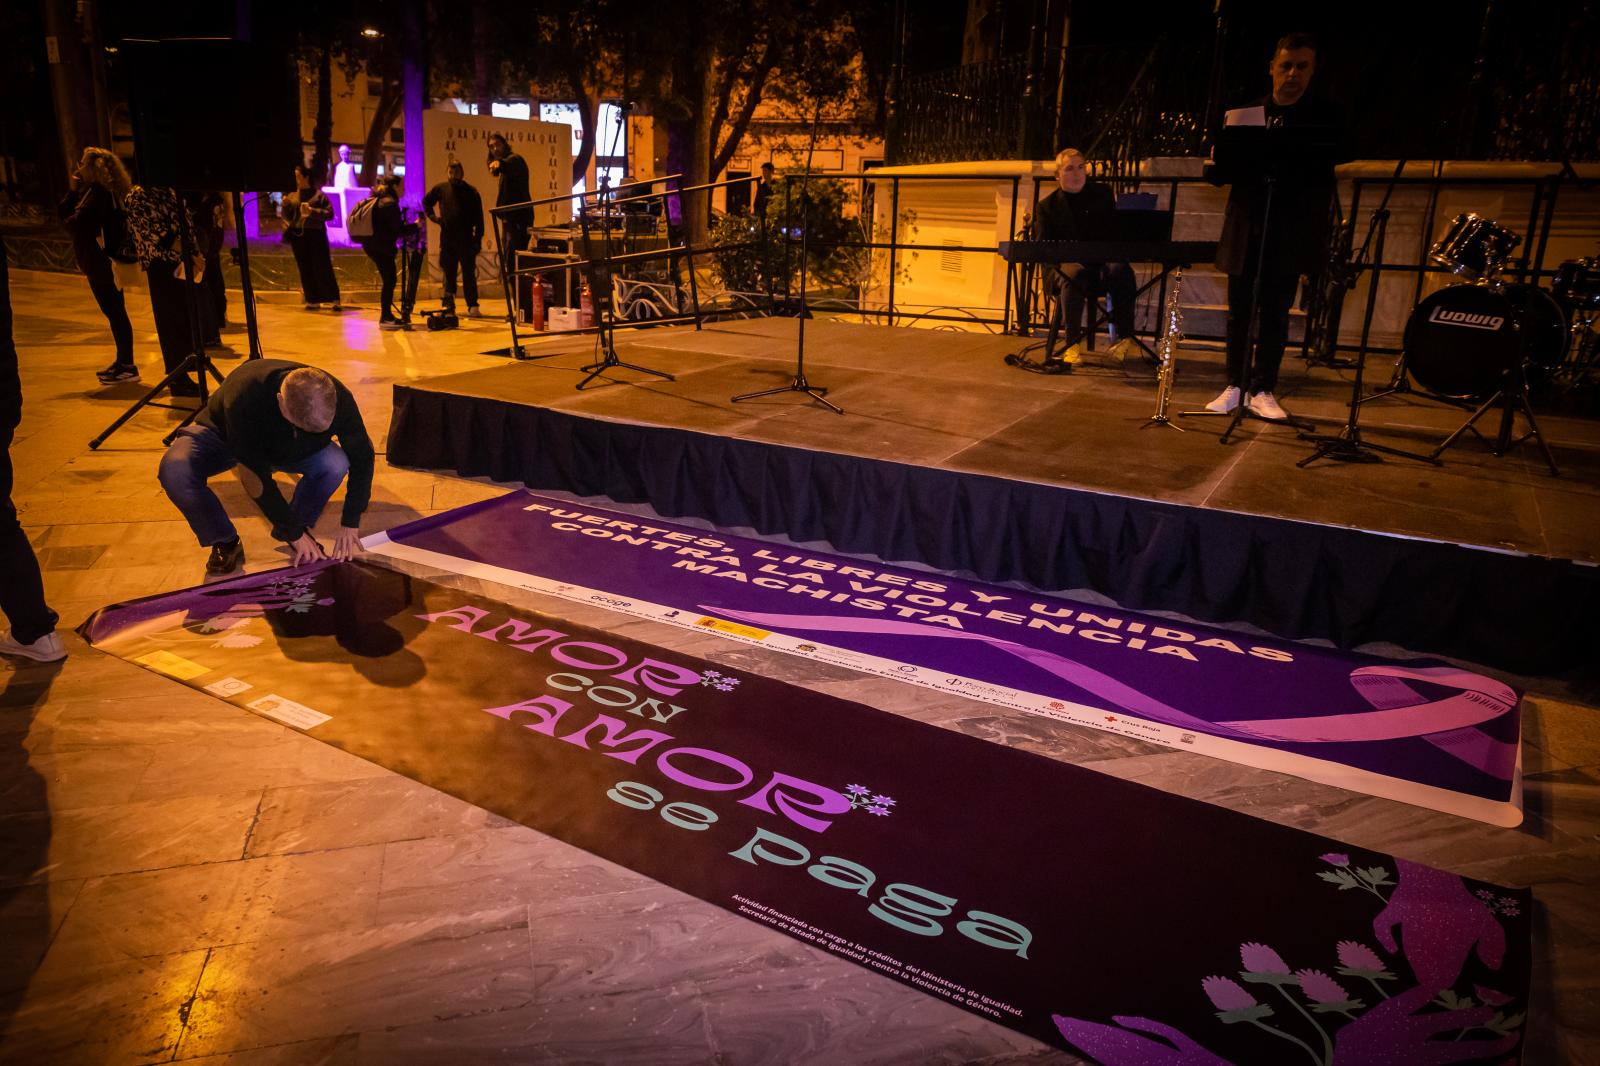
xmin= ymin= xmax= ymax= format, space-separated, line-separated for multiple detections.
xmin=58 ymin=148 xmax=139 ymax=384
xmin=281 ymin=164 xmax=342 ymax=310
xmin=123 ymin=183 xmax=205 ymax=397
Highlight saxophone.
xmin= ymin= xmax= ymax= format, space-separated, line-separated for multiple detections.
xmin=1145 ymin=269 xmax=1185 ymax=430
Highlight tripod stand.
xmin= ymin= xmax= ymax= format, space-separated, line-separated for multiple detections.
xmin=575 ymin=175 xmax=674 ymax=390
xmin=732 ymin=104 xmax=840 ymax=414
xmin=1298 ymin=205 xmax=1439 ymax=467
xmin=1430 ymin=353 xmax=1560 ymax=475
xmin=90 ymin=191 xmax=228 ymax=450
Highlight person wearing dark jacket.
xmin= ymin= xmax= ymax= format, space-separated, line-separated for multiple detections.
xmin=59 ymin=147 xmax=137 ymax=384
xmin=0 ymin=235 xmax=66 ymax=662
xmin=487 ymin=132 xmax=532 ymax=293
xmin=157 ymin=359 xmax=375 ymax=576
xmin=124 ymin=183 xmax=204 ymax=397
xmin=187 ymin=190 xmax=228 ymax=343
xmin=358 ymin=176 xmax=406 ymax=328
xmin=1031 ymin=148 xmax=1139 ymax=366
xmin=424 ymin=161 xmax=485 ymax=315
xmin=282 ymin=165 xmax=342 ymax=310
xmin=1203 ymin=32 xmax=1342 ymax=422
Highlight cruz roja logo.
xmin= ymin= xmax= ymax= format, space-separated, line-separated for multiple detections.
xmin=1429 ymin=306 xmax=1505 ymax=331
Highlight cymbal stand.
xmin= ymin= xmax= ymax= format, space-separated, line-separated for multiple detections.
xmin=1298 ymin=207 xmax=1439 ymax=467
xmin=1141 ymin=267 xmax=1186 ymax=431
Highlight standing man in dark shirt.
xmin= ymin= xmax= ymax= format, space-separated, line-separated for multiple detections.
xmin=1032 ymin=149 xmax=1139 ymax=366
xmin=487 ymin=132 xmax=532 ymax=301
xmin=157 ymin=359 xmax=375 ymax=576
xmin=1204 ymin=32 xmax=1341 ymax=421
xmin=752 ymin=162 xmax=775 ymax=219
xmin=424 ymin=160 xmax=485 ymax=317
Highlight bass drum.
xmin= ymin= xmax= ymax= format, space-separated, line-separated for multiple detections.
xmin=1404 ymin=284 xmax=1567 ymax=398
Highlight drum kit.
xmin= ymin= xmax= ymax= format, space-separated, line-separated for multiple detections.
xmin=1375 ymin=211 xmax=1600 ymax=474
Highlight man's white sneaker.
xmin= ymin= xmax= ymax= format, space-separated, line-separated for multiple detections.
xmin=1204 ymin=386 xmax=1241 ymax=414
xmin=1248 ymin=391 xmax=1289 ymax=421
xmin=0 ymin=628 xmax=66 ymax=663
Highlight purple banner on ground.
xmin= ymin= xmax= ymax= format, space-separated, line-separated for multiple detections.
xmin=367 ymin=492 xmax=1523 ymax=826
xmin=82 ymin=563 xmax=1531 ymax=1064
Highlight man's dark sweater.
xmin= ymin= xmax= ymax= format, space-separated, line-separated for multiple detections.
xmin=493 ymin=151 xmax=532 ymax=225
xmin=194 ymin=359 xmax=374 ymax=540
xmin=1032 ymin=181 xmax=1117 ymax=242
xmin=424 ymin=179 xmax=484 ymax=248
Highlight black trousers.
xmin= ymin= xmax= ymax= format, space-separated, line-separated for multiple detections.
xmin=1225 ymin=269 xmax=1300 ymax=393
xmin=365 ymin=246 xmax=398 ymax=321
xmin=146 ymin=265 xmax=201 ymax=377
xmin=1 ymin=250 xmax=55 ymax=644
xmin=439 ymin=240 xmax=479 ymax=308
xmin=202 ymin=230 xmax=227 ymax=334
xmin=499 ymin=220 xmax=529 ymax=288
xmin=1051 ymin=262 xmax=1136 ymax=348
xmin=289 ymin=227 xmax=342 ymax=305
xmin=82 ymin=254 xmax=134 ymax=364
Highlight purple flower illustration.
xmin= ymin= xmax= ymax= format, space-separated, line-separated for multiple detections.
xmin=1240 ymin=943 xmax=1291 ymax=976
xmin=866 ymin=805 xmax=890 ymax=816
xmin=1203 ymin=977 xmax=1257 ymax=1011
xmin=1336 ymin=941 xmax=1384 ymax=971
xmin=871 ymin=794 xmax=896 ymax=807
xmin=845 ymin=784 xmax=869 ymax=796
xmin=1475 ymin=888 xmax=1497 ymax=901
xmin=1320 ymin=853 xmax=1350 ymax=867
xmin=1295 ymin=970 xmax=1349 ymax=1004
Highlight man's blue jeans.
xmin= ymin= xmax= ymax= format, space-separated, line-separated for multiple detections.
xmin=159 ymin=425 xmax=349 ymax=546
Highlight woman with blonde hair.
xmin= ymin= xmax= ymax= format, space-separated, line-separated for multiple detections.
xmin=59 ymin=147 xmax=139 ymax=383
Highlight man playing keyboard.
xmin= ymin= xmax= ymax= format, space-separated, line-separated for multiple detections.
xmin=1032 ymin=148 xmax=1140 ymax=367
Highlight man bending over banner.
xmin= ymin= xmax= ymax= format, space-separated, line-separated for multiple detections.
xmin=158 ymin=359 xmax=374 ymax=576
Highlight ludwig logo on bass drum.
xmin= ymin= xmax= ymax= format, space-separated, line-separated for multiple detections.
xmin=1429 ymin=306 xmax=1505 ymax=331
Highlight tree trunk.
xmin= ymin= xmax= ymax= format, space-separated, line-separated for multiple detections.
xmin=402 ymin=0 xmax=427 ymax=212
xmin=684 ymin=35 xmax=716 ymax=245
xmin=472 ymin=0 xmax=493 ymax=111
xmin=359 ymin=81 xmax=404 ymax=187
xmin=310 ymin=43 xmax=334 ymax=186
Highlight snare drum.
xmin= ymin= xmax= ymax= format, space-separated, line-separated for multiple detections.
xmin=1552 ymin=257 xmax=1600 ymax=310
xmin=1429 ymin=213 xmax=1521 ymax=281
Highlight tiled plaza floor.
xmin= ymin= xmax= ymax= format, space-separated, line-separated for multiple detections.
xmin=1 ymin=268 xmax=1596 ymax=1064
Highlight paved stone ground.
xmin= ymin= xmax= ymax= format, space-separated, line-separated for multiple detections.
xmin=1 ymin=269 xmax=1596 ymax=1064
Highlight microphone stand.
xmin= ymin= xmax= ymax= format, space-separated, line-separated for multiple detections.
xmin=732 ymin=103 xmax=841 ymax=414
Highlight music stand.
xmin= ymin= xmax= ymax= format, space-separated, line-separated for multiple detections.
xmin=1181 ymin=120 xmax=1335 ymax=440
xmin=575 ymin=177 xmax=674 ymax=390
xmin=732 ymin=105 xmax=840 ymax=413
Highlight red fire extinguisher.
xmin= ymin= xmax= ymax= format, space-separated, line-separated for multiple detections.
xmin=529 ymin=271 xmax=547 ymax=331
xmin=578 ymin=283 xmax=595 ymax=330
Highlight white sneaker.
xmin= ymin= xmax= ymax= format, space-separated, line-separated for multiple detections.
xmin=0 ymin=628 xmax=66 ymax=663
xmin=1204 ymin=386 xmax=1241 ymax=414
xmin=1248 ymin=391 xmax=1289 ymax=421
xmin=466 ymin=306 xmax=485 ymax=319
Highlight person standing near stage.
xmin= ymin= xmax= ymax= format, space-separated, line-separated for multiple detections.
xmin=157 ymin=359 xmax=374 ymax=576
xmin=487 ymin=132 xmax=532 ymax=293
xmin=423 ymin=160 xmax=485 ymax=317
xmin=357 ymin=176 xmax=407 ymax=329
xmin=124 ymin=183 xmax=205 ymax=397
xmin=59 ymin=147 xmax=138 ymax=385
xmin=0 ymin=235 xmax=66 ymax=662
xmin=1204 ymin=32 xmax=1341 ymax=421
xmin=282 ymin=164 xmax=342 ymax=312
xmin=1031 ymin=148 xmax=1140 ymax=366
xmin=752 ymin=161 xmax=776 ymax=219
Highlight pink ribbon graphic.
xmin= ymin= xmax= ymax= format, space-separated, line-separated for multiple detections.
xmin=701 ymin=607 xmax=1519 ymax=781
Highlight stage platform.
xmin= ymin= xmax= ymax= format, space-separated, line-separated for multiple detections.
xmin=387 ymin=317 xmax=1600 ymax=674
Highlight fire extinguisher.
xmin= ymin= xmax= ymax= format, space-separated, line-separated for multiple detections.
xmin=529 ymin=271 xmax=547 ymax=331
xmin=578 ymin=283 xmax=595 ymax=329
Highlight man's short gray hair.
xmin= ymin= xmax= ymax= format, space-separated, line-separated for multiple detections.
xmin=1054 ymin=148 xmax=1085 ymax=167
xmin=281 ymin=367 xmax=337 ymax=432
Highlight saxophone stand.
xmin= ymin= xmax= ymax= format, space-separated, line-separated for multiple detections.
xmin=1298 ymin=206 xmax=1439 ymax=467
xmin=1141 ymin=267 xmax=1187 ymax=431
xmin=733 ymin=104 xmax=840 ymax=414
xmin=90 ymin=197 xmax=224 ymax=450
xmin=576 ymin=175 xmax=674 ymax=390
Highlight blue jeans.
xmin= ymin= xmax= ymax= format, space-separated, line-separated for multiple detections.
xmin=159 ymin=425 xmax=349 ymax=546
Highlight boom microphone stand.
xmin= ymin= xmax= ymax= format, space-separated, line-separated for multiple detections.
xmin=576 ymin=173 xmax=675 ymax=389
xmin=732 ymin=103 xmax=840 ymax=414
